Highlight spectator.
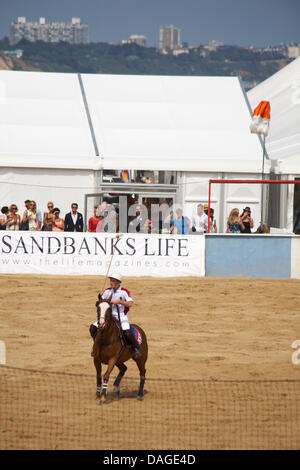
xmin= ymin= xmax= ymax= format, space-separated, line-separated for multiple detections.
xmin=7 ymin=204 xmax=21 ymax=231
xmin=240 ymin=206 xmax=254 ymax=233
xmin=20 ymin=200 xmax=32 ymax=230
xmin=89 ymin=204 xmax=102 ymax=232
xmin=128 ymin=204 xmax=150 ymax=233
xmin=100 ymin=204 xmax=118 ymax=233
xmin=26 ymin=201 xmax=39 ymax=231
xmin=208 ymin=208 xmax=218 ymax=233
xmin=64 ymin=203 xmax=83 ymax=232
xmin=52 ymin=208 xmax=65 ymax=232
xmin=191 ymin=204 xmax=208 ymax=234
xmin=226 ymin=208 xmax=245 ymax=233
xmin=32 ymin=200 xmax=42 ymax=229
xmin=42 ymin=201 xmax=55 ymax=231
xmin=170 ymin=208 xmax=191 ymax=234
xmin=98 ymin=201 xmax=108 ymax=217
xmin=0 ymin=206 xmax=9 ymax=230
xmin=162 ymin=209 xmax=174 ymax=234
xmin=255 ymin=224 xmax=270 ymax=234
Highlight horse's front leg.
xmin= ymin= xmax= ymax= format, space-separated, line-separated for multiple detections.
xmin=100 ymin=357 xmax=117 ymax=403
xmin=94 ymin=357 xmax=102 ymax=398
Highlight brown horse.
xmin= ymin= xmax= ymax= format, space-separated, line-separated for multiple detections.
xmin=91 ymin=296 xmax=148 ymax=403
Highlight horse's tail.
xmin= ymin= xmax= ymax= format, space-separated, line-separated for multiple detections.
xmin=132 ymin=324 xmax=148 ymax=359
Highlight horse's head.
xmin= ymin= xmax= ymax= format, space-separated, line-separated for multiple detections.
xmin=96 ymin=294 xmax=113 ymax=329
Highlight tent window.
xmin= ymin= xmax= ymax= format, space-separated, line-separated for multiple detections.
xmin=102 ymin=170 xmax=177 ymax=185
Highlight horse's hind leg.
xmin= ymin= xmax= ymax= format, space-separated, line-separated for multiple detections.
xmin=136 ymin=359 xmax=146 ymax=400
xmin=113 ymin=363 xmax=127 ymax=396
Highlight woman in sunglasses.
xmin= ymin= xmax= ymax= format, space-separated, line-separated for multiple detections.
xmin=7 ymin=204 xmax=21 ymax=231
xmin=43 ymin=201 xmax=55 ymax=231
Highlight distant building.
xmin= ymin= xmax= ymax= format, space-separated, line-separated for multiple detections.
xmin=172 ymin=48 xmax=189 ymax=56
xmin=288 ymin=45 xmax=300 ymax=59
xmin=159 ymin=25 xmax=181 ymax=52
xmin=204 ymin=40 xmax=224 ymax=52
xmin=129 ymin=35 xmax=147 ymax=47
xmin=4 ymin=49 xmax=23 ymax=59
xmin=10 ymin=17 xmax=89 ymax=45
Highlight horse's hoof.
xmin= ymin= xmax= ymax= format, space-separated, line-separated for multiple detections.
xmin=137 ymin=395 xmax=143 ymax=401
xmin=113 ymin=386 xmax=119 ymax=393
xmin=100 ymin=394 xmax=106 ymax=403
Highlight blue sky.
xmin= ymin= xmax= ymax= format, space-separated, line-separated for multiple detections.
xmin=1 ymin=0 xmax=299 ymax=47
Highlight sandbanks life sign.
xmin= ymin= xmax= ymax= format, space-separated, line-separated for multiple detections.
xmin=0 ymin=232 xmax=205 ymax=277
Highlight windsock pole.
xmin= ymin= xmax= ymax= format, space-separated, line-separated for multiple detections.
xmin=261 ymin=135 xmax=266 ymax=227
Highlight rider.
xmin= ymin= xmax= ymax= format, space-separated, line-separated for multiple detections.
xmin=90 ymin=272 xmax=142 ymax=359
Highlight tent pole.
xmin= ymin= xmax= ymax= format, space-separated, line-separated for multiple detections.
xmin=208 ymin=180 xmax=212 ymax=234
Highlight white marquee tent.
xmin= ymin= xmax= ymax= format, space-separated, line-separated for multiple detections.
xmin=248 ymin=57 xmax=300 ymax=231
xmin=247 ymin=57 xmax=300 ymax=174
xmin=0 ymin=70 xmax=265 ymax=229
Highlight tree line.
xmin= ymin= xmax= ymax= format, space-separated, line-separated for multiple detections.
xmin=0 ymin=37 xmax=290 ymax=84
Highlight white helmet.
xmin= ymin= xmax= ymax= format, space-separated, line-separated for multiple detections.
xmin=109 ymin=272 xmax=122 ymax=283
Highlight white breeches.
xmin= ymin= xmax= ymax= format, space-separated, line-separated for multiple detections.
xmin=93 ymin=312 xmax=130 ymax=331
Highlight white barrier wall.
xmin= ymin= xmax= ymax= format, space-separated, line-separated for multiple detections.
xmin=1 ymin=231 xmax=299 ymax=279
xmin=291 ymin=237 xmax=300 ymax=279
xmin=0 ymin=232 xmax=205 ymax=278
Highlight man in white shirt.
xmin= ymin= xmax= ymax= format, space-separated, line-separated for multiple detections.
xmin=191 ymin=204 xmax=208 ymax=234
xmin=90 ymin=272 xmax=141 ymax=359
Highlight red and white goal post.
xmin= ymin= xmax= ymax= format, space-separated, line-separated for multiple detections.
xmin=207 ymin=179 xmax=300 ymax=233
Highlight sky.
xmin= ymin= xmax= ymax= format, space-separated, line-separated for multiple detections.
xmin=0 ymin=0 xmax=299 ymax=48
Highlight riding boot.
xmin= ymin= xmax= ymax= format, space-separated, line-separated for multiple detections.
xmin=124 ymin=329 xmax=142 ymax=359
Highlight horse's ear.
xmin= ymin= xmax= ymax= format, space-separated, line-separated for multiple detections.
xmin=108 ymin=293 xmax=113 ymax=303
xmin=98 ymin=293 xmax=102 ymax=301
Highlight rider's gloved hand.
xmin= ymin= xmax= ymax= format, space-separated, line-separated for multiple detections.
xmin=96 ymin=293 xmax=102 ymax=307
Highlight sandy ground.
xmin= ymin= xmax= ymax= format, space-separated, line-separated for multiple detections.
xmin=0 ymin=274 xmax=300 ymax=449
xmin=1 ymin=274 xmax=300 ymax=380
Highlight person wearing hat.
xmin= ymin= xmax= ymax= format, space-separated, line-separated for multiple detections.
xmin=191 ymin=203 xmax=208 ymax=234
xmin=90 ymin=272 xmax=141 ymax=359
xmin=240 ymin=206 xmax=254 ymax=233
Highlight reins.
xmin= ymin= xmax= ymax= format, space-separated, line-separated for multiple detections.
xmin=96 ymin=304 xmax=123 ymax=348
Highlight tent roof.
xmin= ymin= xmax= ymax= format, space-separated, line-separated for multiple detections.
xmin=0 ymin=70 xmax=264 ymax=172
xmin=247 ymin=57 xmax=300 ymax=170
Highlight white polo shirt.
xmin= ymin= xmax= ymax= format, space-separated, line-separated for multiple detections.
xmin=102 ymin=286 xmax=133 ymax=318
xmin=191 ymin=212 xmax=208 ymax=233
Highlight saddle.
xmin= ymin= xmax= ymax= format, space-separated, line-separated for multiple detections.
xmin=114 ymin=319 xmax=142 ymax=348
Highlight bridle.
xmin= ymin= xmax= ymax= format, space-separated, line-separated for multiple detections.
xmin=96 ymin=299 xmax=122 ymax=347
xmin=97 ymin=300 xmax=112 ymax=329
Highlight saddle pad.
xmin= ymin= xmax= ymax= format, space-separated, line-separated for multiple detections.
xmin=130 ymin=326 xmax=142 ymax=345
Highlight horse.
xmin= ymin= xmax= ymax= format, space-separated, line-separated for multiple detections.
xmin=91 ymin=296 xmax=148 ymax=403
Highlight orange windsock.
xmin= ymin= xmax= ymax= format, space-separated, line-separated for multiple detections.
xmin=250 ymin=100 xmax=270 ymax=136
xmin=252 ymin=101 xmax=271 ymax=120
